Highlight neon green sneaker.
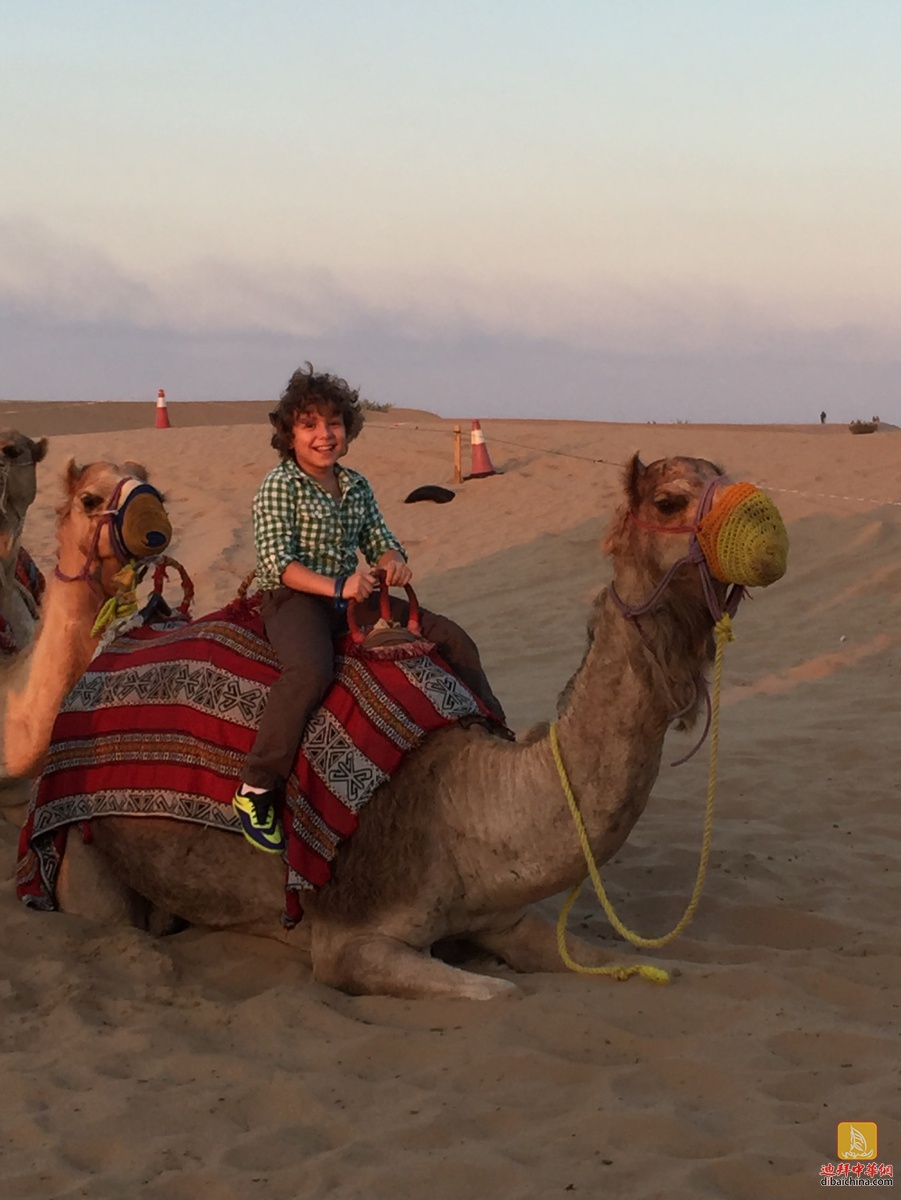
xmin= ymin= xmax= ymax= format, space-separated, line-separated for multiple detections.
xmin=232 ymin=786 xmax=285 ymax=854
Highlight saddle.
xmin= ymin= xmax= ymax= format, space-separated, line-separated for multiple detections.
xmin=18 ymin=563 xmax=491 ymax=924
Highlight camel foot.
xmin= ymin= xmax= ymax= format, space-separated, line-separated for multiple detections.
xmin=474 ymin=908 xmax=612 ymax=974
xmin=312 ymin=930 xmax=520 ymax=1001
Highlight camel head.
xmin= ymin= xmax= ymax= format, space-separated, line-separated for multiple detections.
xmin=604 ymin=454 xmax=788 ymax=618
xmin=56 ymin=458 xmax=172 ymax=596
xmin=0 ymin=430 xmax=48 ymax=562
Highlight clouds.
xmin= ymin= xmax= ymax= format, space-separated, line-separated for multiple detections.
xmin=0 ymin=220 xmax=157 ymax=326
xmin=4 ymin=217 xmax=899 ymax=369
xmin=3 ymin=288 xmax=899 ymax=426
xmin=2 ymin=214 xmax=899 ymax=426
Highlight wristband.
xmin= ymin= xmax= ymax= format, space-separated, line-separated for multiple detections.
xmin=333 ymin=575 xmax=348 ymax=612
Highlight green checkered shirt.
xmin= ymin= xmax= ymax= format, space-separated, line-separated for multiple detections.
xmin=252 ymin=458 xmax=406 ymax=590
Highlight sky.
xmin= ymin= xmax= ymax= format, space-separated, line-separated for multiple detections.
xmin=2 ymin=1 xmax=900 ymax=422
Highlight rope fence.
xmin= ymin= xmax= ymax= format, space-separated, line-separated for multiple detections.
xmin=369 ymin=420 xmax=901 ymax=511
xmin=750 ymin=484 xmax=901 ymax=509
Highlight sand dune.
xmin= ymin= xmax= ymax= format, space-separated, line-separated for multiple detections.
xmin=2 ymin=406 xmax=899 ymax=1198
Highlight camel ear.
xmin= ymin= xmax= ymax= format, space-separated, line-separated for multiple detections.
xmin=603 ymin=453 xmax=645 ymax=559
xmin=64 ymin=457 xmax=86 ymax=496
xmin=624 ymin=452 xmax=646 ymax=509
xmin=30 ymin=437 xmax=48 ymax=465
xmin=124 ymin=460 xmax=149 ymax=482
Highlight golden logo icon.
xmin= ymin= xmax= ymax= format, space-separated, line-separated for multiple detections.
xmin=837 ymin=1122 xmax=878 ymax=1160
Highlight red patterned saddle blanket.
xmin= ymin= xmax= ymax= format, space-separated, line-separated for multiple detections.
xmin=17 ymin=599 xmax=488 ymax=924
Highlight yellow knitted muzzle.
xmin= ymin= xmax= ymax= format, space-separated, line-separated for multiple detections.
xmin=113 ymin=481 xmax=172 ymax=560
xmin=696 ymin=483 xmax=788 ymax=587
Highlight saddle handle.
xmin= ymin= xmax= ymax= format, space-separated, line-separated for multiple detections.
xmin=347 ymin=570 xmax=422 ymax=645
xmin=150 ymin=555 xmax=195 ymax=616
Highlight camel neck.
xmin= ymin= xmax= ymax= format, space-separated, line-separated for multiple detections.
xmin=2 ymin=574 xmax=102 ymax=779
xmin=467 ymin=587 xmax=708 ymax=912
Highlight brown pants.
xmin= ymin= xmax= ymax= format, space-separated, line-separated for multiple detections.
xmin=242 ymin=587 xmax=505 ymax=790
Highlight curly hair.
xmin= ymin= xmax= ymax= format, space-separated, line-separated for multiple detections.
xmin=269 ymin=363 xmax=366 ymax=459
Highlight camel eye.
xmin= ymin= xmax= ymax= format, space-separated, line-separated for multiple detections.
xmin=81 ymin=493 xmax=104 ymax=513
xmin=655 ymin=495 xmax=688 ymax=515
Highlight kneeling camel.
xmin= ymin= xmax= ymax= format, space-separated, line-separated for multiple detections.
xmin=37 ymin=454 xmax=787 ymax=1000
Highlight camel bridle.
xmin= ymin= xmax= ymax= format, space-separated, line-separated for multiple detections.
xmin=607 ymin=476 xmax=751 ymax=759
xmin=609 ymin=477 xmax=746 ymax=628
xmin=54 ymin=477 xmax=169 ymax=586
xmin=553 ymin=477 xmax=755 ymax=984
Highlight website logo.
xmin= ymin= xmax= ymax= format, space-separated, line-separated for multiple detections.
xmin=838 ymin=1123 xmax=878 ymax=1161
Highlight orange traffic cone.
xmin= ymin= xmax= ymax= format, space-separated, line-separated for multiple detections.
xmin=467 ymin=419 xmax=496 ymax=478
xmin=155 ymin=388 xmax=171 ymax=429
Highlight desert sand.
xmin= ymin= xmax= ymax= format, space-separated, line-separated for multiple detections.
xmin=1 ymin=402 xmax=899 ymax=1198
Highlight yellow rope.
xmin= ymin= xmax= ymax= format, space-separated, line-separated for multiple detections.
xmin=553 ymin=613 xmax=734 ymax=985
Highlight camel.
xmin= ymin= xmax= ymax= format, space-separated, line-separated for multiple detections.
xmin=0 ymin=429 xmax=48 ymax=658
xmin=30 ymin=454 xmax=787 ymax=1000
xmin=1 ymin=456 xmax=171 ymax=781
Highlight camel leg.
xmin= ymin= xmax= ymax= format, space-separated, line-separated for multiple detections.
xmin=0 ymin=776 xmax=31 ymax=828
xmin=473 ymin=908 xmax=614 ymax=974
xmin=56 ymin=834 xmax=151 ymax=928
xmin=312 ymin=928 xmax=520 ymax=1001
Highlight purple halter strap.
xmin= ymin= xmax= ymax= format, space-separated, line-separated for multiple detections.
xmin=53 ymin=476 xmax=132 ymax=586
xmin=609 ymin=477 xmax=745 ymax=625
xmin=607 ymin=476 xmax=746 ymax=764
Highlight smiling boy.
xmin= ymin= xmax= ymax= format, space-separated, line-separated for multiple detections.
xmin=233 ymin=364 xmax=505 ymax=852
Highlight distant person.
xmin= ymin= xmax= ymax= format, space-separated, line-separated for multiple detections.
xmin=820 ymin=411 xmax=827 ymax=425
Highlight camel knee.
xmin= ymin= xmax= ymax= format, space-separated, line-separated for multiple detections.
xmin=311 ymin=929 xmax=412 ymax=994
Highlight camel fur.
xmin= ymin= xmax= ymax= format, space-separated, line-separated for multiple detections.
xmin=17 ymin=454 xmax=787 ymax=1000
xmin=0 ymin=430 xmax=48 ymax=657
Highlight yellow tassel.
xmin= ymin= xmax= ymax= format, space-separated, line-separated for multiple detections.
xmin=90 ymin=560 xmax=139 ymax=638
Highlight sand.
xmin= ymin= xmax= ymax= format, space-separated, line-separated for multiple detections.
xmin=1 ymin=404 xmax=899 ymax=1198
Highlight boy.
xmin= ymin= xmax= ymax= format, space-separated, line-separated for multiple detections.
xmin=234 ymin=364 xmax=505 ymax=852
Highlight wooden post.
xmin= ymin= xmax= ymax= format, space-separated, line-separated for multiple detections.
xmin=454 ymin=425 xmax=463 ymax=483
